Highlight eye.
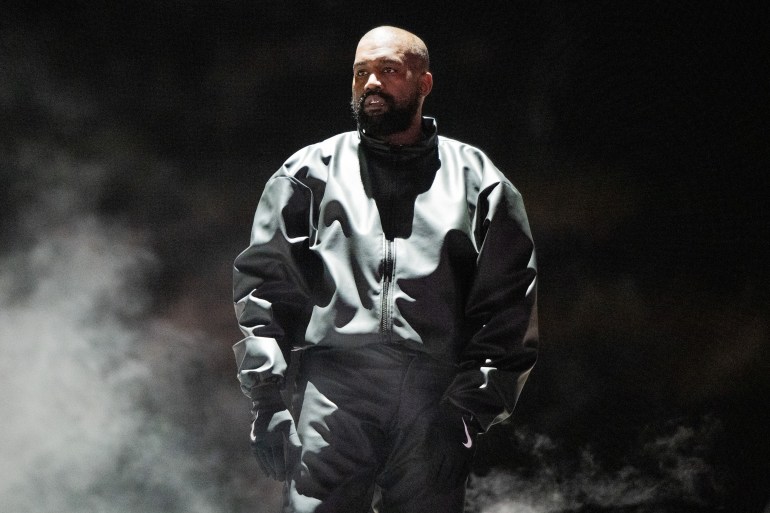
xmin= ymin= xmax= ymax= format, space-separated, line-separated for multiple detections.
xmin=382 ymin=66 xmax=396 ymax=73
xmin=355 ymin=69 xmax=368 ymax=77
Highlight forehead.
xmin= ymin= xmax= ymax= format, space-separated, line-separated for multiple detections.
xmin=353 ymin=34 xmax=410 ymax=67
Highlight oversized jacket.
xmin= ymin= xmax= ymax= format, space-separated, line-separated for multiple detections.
xmin=233 ymin=118 xmax=538 ymax=431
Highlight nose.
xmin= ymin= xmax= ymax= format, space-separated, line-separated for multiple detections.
xmin=364 ymin=73 xmax=381 ymax=91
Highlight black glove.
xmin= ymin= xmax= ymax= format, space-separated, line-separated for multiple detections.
xmin=422 ymin=402 xmax=480 ymax=489
xmin=248 ymin=386 xmax=300 ymax=481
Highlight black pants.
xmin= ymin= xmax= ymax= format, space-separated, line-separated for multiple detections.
xmin=284 ymin=343 xmax=467 ymax=513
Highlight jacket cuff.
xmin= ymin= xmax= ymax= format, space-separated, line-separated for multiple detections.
xmin=233 ymin=335 xmax=288 ymax=395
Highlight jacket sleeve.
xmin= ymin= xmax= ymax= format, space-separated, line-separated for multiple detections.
xmin=444 ymin=180 xmax=538 ymax=432
xmin=232 ymin=173 xmax=316 ymax=400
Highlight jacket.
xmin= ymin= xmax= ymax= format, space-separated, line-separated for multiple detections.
xmin=233 ymin=118 xmax=538 ymax=431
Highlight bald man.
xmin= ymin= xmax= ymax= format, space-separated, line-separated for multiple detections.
xmin=233 ymin=26 xmax=538 ymax=513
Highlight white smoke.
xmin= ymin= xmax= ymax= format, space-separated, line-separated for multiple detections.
xmin=1 ymin=213 xmax=154 ymax=511
xmin=467 ymin=419 xmax=721 ymax=513
xmin=0 ymin=135 xmax=279 ymax=512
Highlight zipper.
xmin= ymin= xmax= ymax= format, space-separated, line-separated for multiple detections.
xmin=380 ymin=237 xmax=394 ymax=341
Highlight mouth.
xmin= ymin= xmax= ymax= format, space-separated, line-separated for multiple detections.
xmin=361 ymin=92 xmax=388 ymax=113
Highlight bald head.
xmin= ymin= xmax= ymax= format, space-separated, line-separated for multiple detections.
xmin=356 ymin=26 xmax=430 ymax=73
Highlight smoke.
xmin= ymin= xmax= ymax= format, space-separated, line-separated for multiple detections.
xmin=467 ymin=418 xmax=722 ymax=513
xmin=0 ymin=61 xmax=279 ymax=509
xmin=3 ymin=154 xmax=196 ymax=512
xmin=1 ymin=210 xmax=155 ymax=511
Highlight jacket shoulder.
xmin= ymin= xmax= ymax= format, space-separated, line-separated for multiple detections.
xmin=277 ymin=131 xmax=359 ymax=181
xmin=437 ymin=135 xmax=512 ymax=191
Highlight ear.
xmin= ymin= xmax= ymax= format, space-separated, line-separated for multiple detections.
xmin=420 ymin=71 xmax=433 ymax=97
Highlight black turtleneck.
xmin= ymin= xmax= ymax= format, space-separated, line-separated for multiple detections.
xmin=359 ymin=119 xmax=441 ymax=240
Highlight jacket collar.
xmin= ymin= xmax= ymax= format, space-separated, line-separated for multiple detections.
xmin=359 ymin=117 xmax=438 ymax=155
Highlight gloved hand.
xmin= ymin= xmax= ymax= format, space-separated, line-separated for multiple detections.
xmin=422 ymin=402 xmax=480 ymax=490
xmin=248 ymin=386 xmax=300 ymax=481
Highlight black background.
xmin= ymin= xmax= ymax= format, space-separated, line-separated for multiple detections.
xmin=2 ymin=2 xmax=768 ymax=512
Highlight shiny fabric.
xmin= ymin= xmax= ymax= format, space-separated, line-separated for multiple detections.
xmin=285 ymin=344 xmax=466 ymax=513
xmin=233 ymin=117 xmax=538 ymax=431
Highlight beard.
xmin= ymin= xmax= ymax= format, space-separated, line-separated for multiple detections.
xmin=351 ymin=88 xmax=421 ymax=138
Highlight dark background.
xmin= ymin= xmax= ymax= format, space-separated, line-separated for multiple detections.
xmin=2 ymin=1 xmax=768 ymax=512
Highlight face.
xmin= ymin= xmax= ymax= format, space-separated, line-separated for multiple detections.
xmin=350 ymin=33 xmax=430 ymax=138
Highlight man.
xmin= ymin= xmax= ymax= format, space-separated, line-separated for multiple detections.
xmin=233 ymin=26 xmax=538 ymax=513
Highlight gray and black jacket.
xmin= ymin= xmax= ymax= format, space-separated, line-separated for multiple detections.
xmin=233 ymin=118 xmax=538 ymax=431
